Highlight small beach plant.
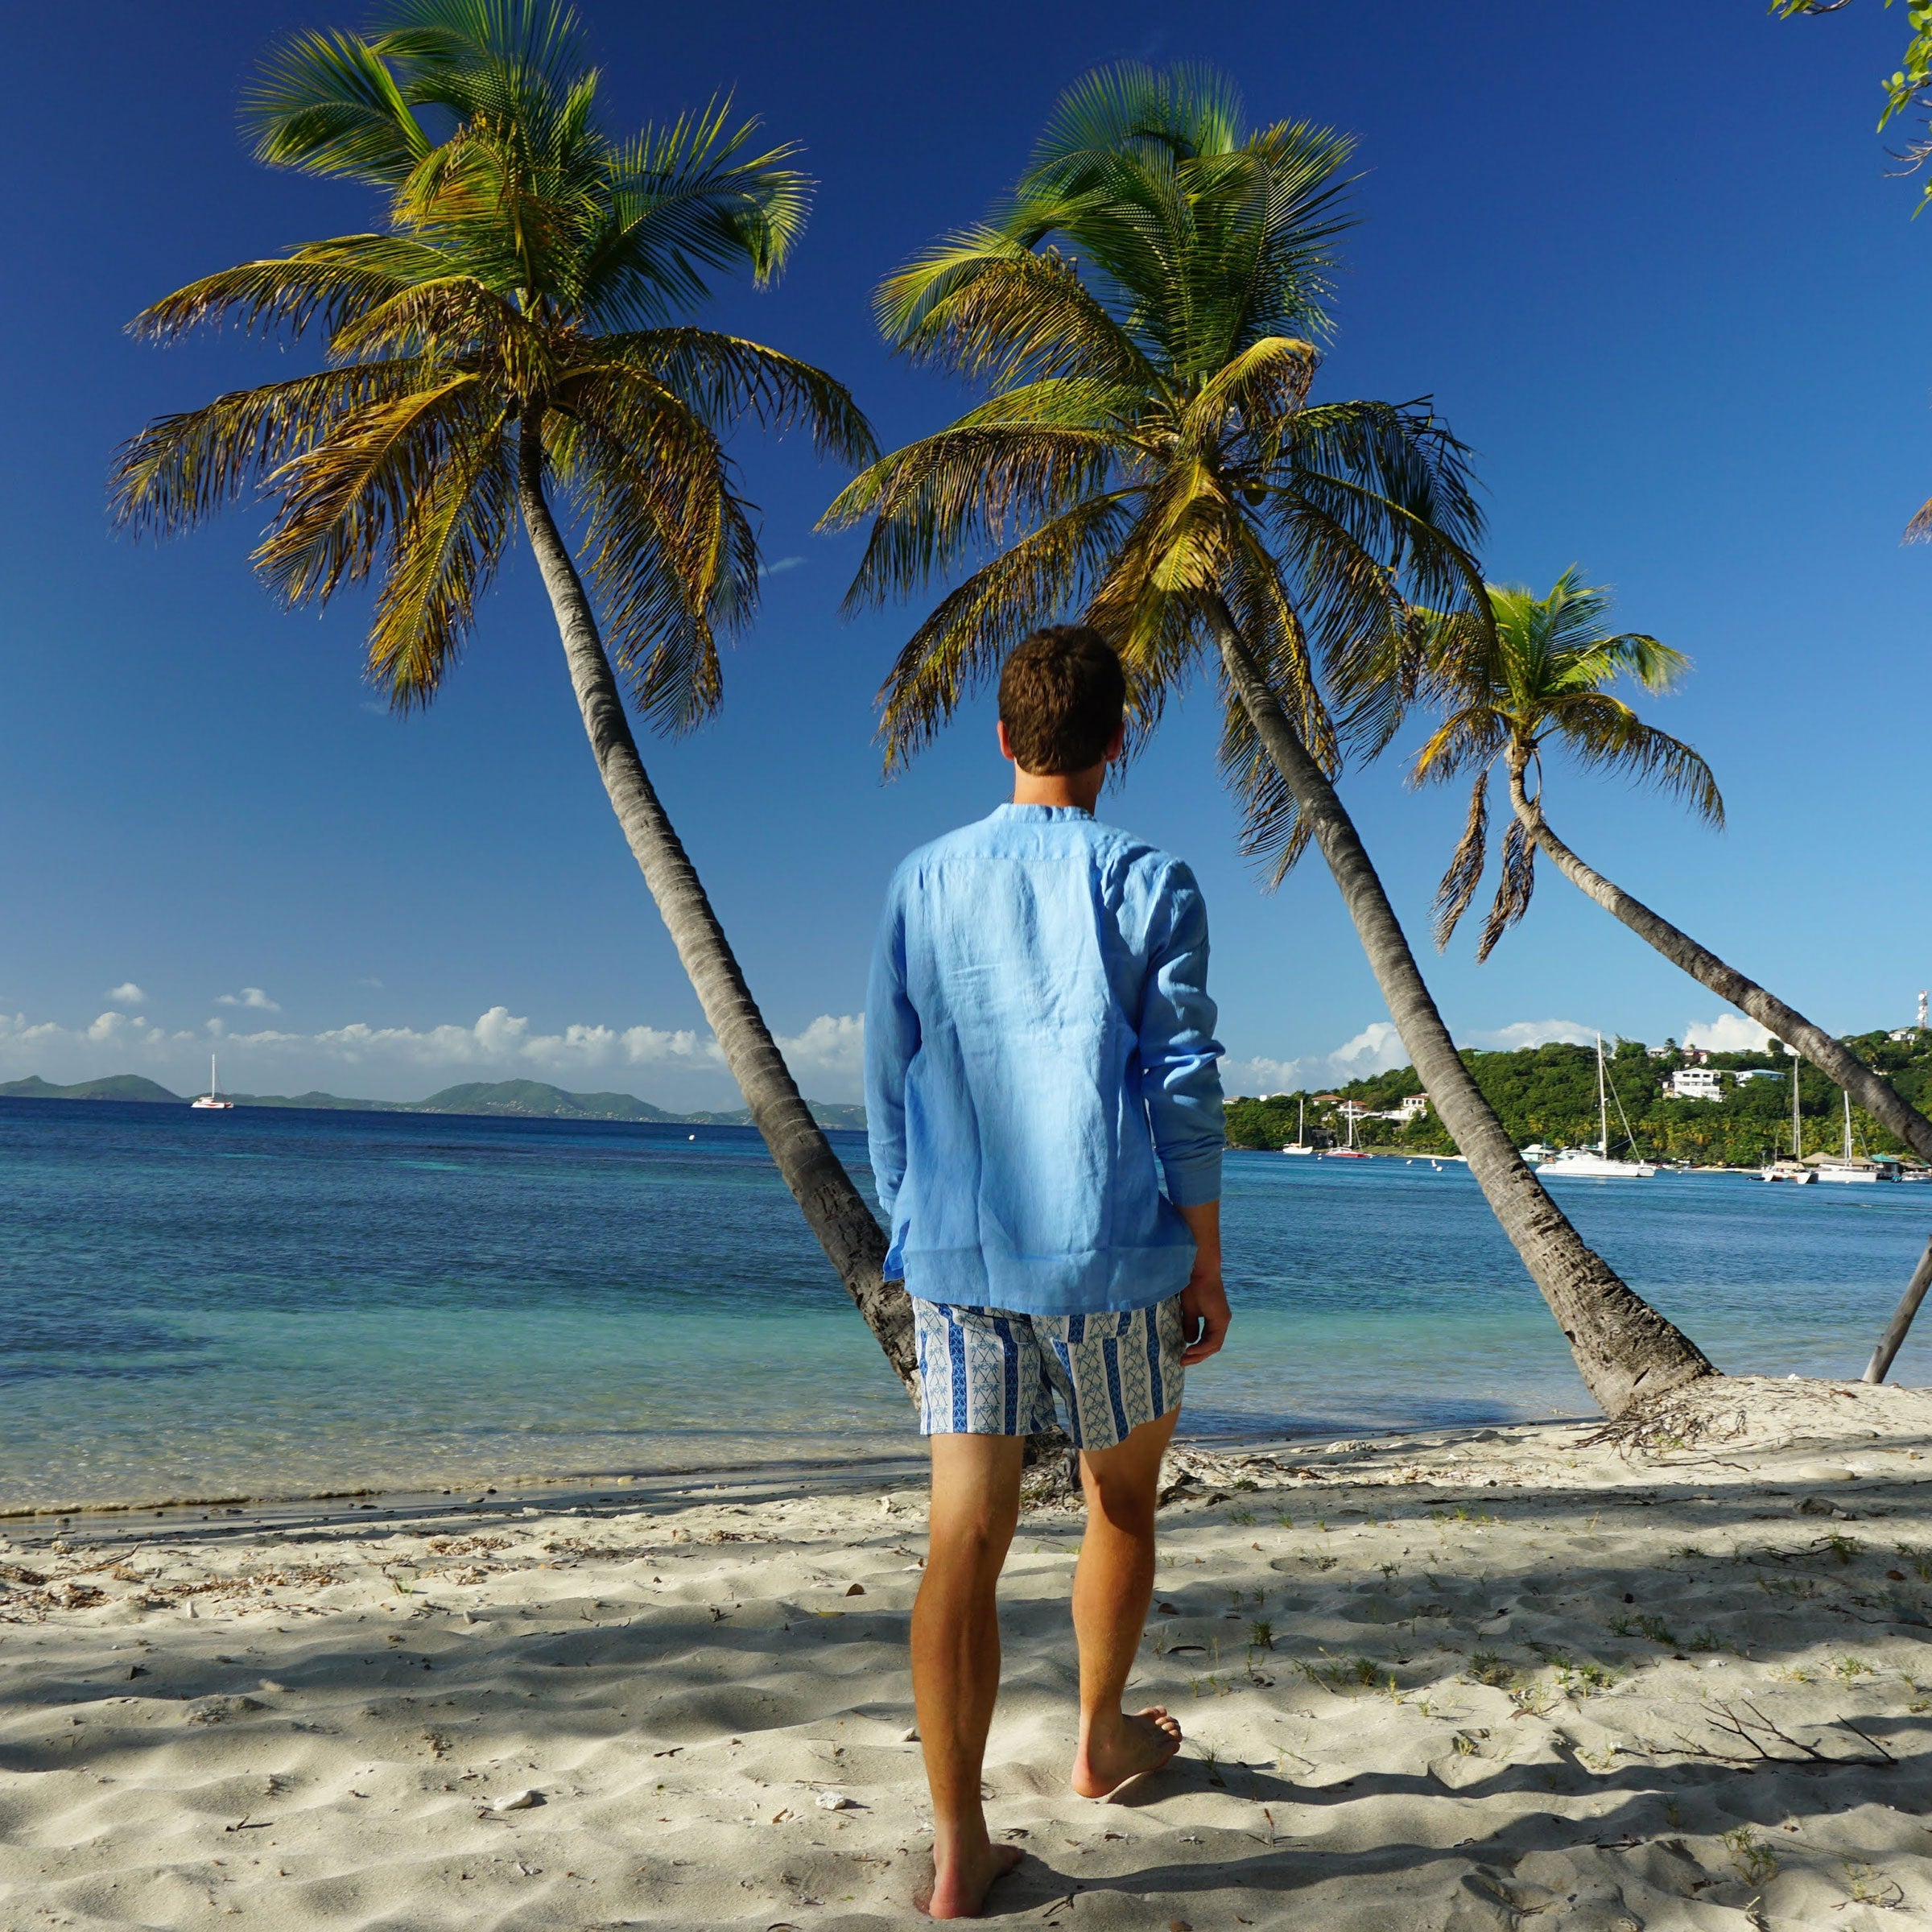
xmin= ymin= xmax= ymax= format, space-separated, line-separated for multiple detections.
xmin=826 ymin=60 xmax=1713 ymax=1416
xmin=111 ymin=1 xmax=913 ymax=1385
xmin=1406 ymin=572 xmax=1932 ymax=1166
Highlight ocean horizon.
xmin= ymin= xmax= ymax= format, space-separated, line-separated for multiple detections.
xmin=6 ymin=1093 xmax=1929 ymax=1517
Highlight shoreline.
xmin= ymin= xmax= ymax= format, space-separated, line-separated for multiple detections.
xmin=0 ymin=1414 xmax=1612 ymax=1534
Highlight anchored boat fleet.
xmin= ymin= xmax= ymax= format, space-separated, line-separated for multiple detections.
xmin=1281 ymin=1030 xmax=1917 ymax=1183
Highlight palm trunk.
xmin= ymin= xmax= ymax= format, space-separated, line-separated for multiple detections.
xmin=1209 ymin=601 xmax=1714 ymax=1414
xmin=514 ymin=414 xmax=914 ymax=1393
xmin=1504 ymin=749 xmax=1932 ymax=1166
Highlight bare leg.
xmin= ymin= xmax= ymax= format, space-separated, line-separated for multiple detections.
xmin=1069 ymin=1406 xmax=1183 ymax=1798
xmin=911 ymin=1433 xmax=1027 ymax=1918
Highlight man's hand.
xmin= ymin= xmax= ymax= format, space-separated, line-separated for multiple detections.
xmin=1174 ymin=1199 xmax=1228 ymax=1365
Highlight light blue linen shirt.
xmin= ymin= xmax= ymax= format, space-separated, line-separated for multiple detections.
xmin=865 ymin=803 xmax=1224 ymax=1316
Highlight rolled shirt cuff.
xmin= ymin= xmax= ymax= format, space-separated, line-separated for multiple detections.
xmin=1160 ymin=1152 xmax=1223 ymax=1209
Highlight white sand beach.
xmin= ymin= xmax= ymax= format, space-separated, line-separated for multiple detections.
xmin=5 ymin=1377 xmax=1932 ymax=1930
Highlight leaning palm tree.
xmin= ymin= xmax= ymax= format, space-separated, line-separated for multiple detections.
xmin=111 ymin=0 xmax=912 ymax=1385
xmin=1413 ymin=570 xmax=1932 ymax=1165
xmin=824 ymin=63 xmax=1711 ymax=1414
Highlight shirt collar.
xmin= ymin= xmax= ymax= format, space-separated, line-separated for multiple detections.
xmin=992 ymin=803 xmax=1095 ymax=822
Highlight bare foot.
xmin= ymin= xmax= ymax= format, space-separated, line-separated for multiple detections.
xmin=914 ymin=1841 xmax=1024 ymax=1919
xmin=1071 ymin=1706 xmax=1183 ymax=1798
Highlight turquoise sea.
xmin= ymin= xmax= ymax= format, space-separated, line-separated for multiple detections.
xmin=4 ymin=1096 xmax=1930 ymax=1513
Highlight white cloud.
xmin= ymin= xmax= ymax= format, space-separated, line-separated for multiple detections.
xmin=1224 ymin=1015 xmax=1620 ymax=1097
xmin=216 ymin=987 xmax=282 ymax=1012
xmin=1682 ymin=1013 xmax=1774 ymax=1054
xmin=106 ymin=983 xmax=147 ymax=1005
xmin=1465 ymin=1018 xmax=1596 ymax=1051
xmin=1222 ymin=1019 xmax=1413 ymax=1097
xmin=0 ymin=1001 xmax=881 ymax=1102
xmin=775 ymin=1013 xmax=865 ymax=1090
xmin=758 ymin=555 xmax=807 ymax=578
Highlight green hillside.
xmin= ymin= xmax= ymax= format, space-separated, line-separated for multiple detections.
xmin=1225 ymin=1030 xmax=1932 ymax=1170
xmin=412 ymin=1080 xmax=679 ymax=1121
xmin=0 ymin=1073 xmax=183 ymax=1103
xmin=0 ymin=1073 xmax=865 ymax=1129
xmin=688 ymin=1100 xmax=869 ymax=1132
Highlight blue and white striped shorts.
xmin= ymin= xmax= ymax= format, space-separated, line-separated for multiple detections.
xmin=910 ymin=1297 xmax=1186 ymax=1451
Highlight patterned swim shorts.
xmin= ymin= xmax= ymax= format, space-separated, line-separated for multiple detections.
xmin=910 ymin=1297 xmax=1186 ymax=1451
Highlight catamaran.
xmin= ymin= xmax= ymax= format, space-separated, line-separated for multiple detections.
xmin=1538 ymin=1034 xmax=1656 ymax=1179
xmin=1814 ymin=1089 xmax=1895 ymax=1183
xmin=190 ymin=1054 xmax=235 ymax=1111
xmin=1280 ymin=1098 xmax=1315 ymax=1155
xmin=1761 ymin=1047 xmax=1814 ymax=1183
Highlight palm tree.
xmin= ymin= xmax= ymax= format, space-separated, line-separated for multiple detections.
xmin=824 ymin=63 xmax=1712 ymax=1414
xmin=1413 ymin=569 xmax=1932 ymax=1165
xmin=111 ymin=0 xmax=912 ymax=1387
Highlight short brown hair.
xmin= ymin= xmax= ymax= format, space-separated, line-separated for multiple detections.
xmin=997 ymin=626 xmax=1125 ymax=774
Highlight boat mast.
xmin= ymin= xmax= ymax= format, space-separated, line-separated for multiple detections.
xmin=1791 ymin=1052 xmax=1801 ymax=1162
xmin=1298 ymin=1097 xmax=1305 ymax=1146
xmin=1596 ymin=1034 xmax=1610 ymax=1157
xmin=1843 ymin=1088 xmax=1854 ymax=1162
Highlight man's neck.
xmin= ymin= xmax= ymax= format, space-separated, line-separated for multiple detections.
xmin=1011 ymin=766 xmax=1105 ymax=813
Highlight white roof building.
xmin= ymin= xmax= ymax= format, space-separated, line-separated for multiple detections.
xmin=1666 ymin=1067 xmax=1724 ymax=1102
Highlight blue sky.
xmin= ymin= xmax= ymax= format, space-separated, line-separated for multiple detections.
xmin=1 ymin=0 xmax=1926 ymax=1106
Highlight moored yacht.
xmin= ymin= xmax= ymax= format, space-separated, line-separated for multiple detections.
xmin=1812 ymin=1091 xmax=1897 ymax=1183
xmin=1761 ymin=1048 xmax=1814 ymax=1182
xmin=1280 ymin=1097 xmax=1316 ymax=1154
xmin=190 ymin=1054 xmax=235 ymax=1111
xmin=1538 ymin=1034 xmax=1656 ymax=1179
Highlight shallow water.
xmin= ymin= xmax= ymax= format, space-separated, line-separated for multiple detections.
xmin=3 ymin=1097 xmax=1928 ymax=1510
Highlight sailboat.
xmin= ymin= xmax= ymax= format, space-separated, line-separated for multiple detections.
xmin=1814 ymin=1089 xmax=1893 ymax=1183
xmin=190 ymin=1053 xmax=235 ymax=1111
xmin=1280 ymin=1098 xmax=1316 ymax=1155
xmin=1761 ymin=1051 xmax=1814 ymax=1183
xmin=1327 ymin=1101 xmax=1372 ymax=1160
xmin=1539 ymin=1035 xmax=1656 ymax=1179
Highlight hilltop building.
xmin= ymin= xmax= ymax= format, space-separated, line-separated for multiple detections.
xmin=1666 ymin=1067 xmax=1724 ymax=1102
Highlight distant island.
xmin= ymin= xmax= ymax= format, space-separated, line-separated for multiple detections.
xmin=1225 ymin=1030 xmax=1932 ymax=1169
xmin=0 ymin=1073 xmax=866 ymax=1133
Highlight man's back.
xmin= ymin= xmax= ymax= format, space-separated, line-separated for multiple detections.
xmin=866 ymin=801 xmax=1223 ymax=1315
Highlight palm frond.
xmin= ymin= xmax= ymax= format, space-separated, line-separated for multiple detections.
xmin=1408 ymin=702 xmax=1509 ymax=785
xmin=127 ymin=237 xmax=461 ymax=345
xmin=328 ymin=275 xmax=520 ymax=361
xmin=876 ymin=241 xmax=1160 ymax=390
xmin=367 ymin=408 xmax=517 ymax=706
xmin=828 ymin=421 xmax=1125 ymax=606
xmin=1433 ymin=773 xmax=1490 ymax=949
xmin=253 ymin=376 xmax=487 ymax=607
xmin=587 ymin=328 xmax=874 ymax=462
xmin=111 ymin=361 xmax=436 ymax=535
xmin=1568 ymin=630 xmax=1690 ymax=696
xmin=584 ymin=101 xmax=811 ymax=324
xmin=564 ymin=376 xmax=753 ymax=732
xmin=1476 ymin=812 xmax=1536 ymax=961
xmin=244 ymin=28 xmax=432 ymax=185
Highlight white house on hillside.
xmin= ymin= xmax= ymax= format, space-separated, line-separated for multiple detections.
xmin=1666 ymin=1067 xmax=1724 ymax=1101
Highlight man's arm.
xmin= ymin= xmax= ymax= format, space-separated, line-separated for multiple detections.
xmin=1174 ymin=1198 xmax=1228 ymax=1364
xmin=1138 ymin=862 xmax=1225 ymax=1208
xmin=864 ymin=881 xmax=919 ymax=1227
xmin=1138 ymin=861 xmax=1228 ymax=1363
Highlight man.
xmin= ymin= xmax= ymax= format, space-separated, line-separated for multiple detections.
xmin=866 ymin=625 xmax=1229 ymax=1920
